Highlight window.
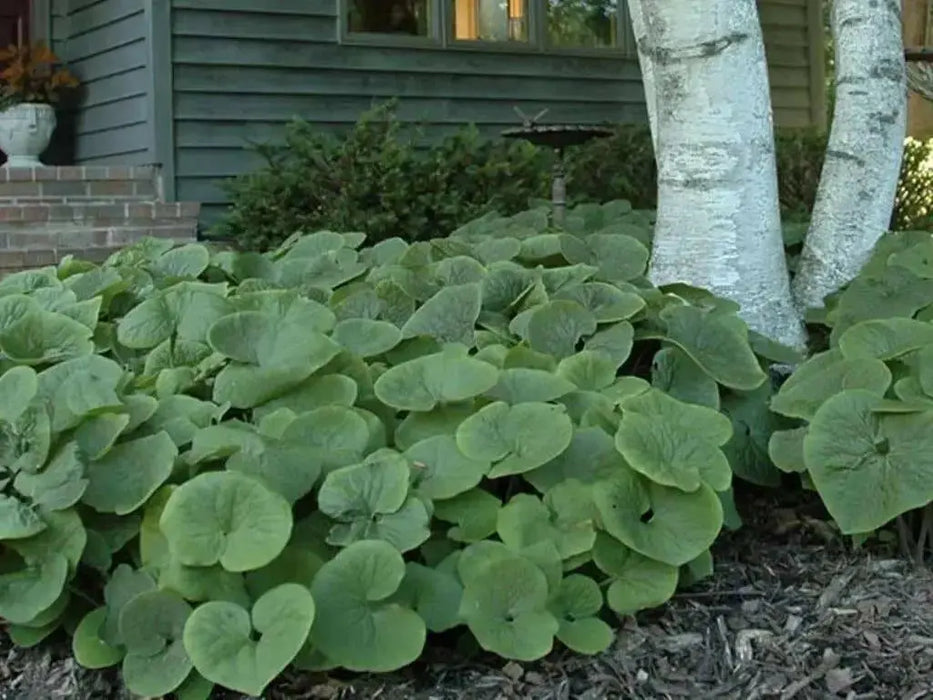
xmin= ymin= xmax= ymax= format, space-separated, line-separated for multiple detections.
xmin=452 ymin=0 xmax=529 ymax=43
xmin=546 ymin=0 xmax=620 ymax=49
xmin=345 ymin=0 xmax=432 ymax=36
xmin=342 ymin=0 xmax=631 ymax=53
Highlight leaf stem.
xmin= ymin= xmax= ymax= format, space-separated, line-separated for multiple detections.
xmin=896 ymin=514 xmax=914 ymax=561
xmin=916 ymin=504 xmax=933 ymax=566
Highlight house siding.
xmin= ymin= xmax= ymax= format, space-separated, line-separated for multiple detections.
xmin=170 ymin=0 xmax=823 ymax=223
xmin=761 ymin=0 xmax=824 ymax=129
xmin=169 ymin=0 xmax=641 ymax=221
xmin=47 ymin=0 xmax=816 ymax=221
xmin=55 ymin=0 xmax=151 ymax=165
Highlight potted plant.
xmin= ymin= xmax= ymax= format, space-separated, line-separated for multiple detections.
xmin=0 ymin=42 xmax=78 ymax=167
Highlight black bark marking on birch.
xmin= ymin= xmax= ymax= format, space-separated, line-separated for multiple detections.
xmin=651 ymin=32 xmax=750 ymax=65
xmin=870 ymin=59 xmax=906 ymax=83
xmin=838 ymin=16 xmax=869 ymax=30
xmin=826 ymin=150 xmax=867 ymax=167
xmin=869 ymin=109 xmax=901 ymax=126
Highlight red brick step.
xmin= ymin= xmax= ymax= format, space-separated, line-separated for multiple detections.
xmin=0 ymin=164 xmax=199 ymax=277
xmin=0 ymin=166 xmax=161 ymax=202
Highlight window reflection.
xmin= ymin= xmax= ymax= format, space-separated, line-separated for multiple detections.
xmin=546 ymin=0 xmax=619 ymax=49
xmin=347 ymin=0 xmax=431 ymax=36
xmin=452 ymin=0 xmax=528 ymax=42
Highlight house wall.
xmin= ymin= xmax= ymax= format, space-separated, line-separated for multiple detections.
xmin=167 ymin=0 xmax=824 ymax=223
xmin=905 ymin=0 xmax=933 ymax=139
xmin=52 ymin=0 xmax=151 ymax=165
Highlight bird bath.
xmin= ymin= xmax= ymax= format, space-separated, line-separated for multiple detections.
xmin=502 ymin=108 xmax=612 ymax=226
xmin=906 ymin=48 xmax=933 ymax=102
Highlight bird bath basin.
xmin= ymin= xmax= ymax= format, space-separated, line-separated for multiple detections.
xmin=502 ymin=109 xmax=612 ymax=225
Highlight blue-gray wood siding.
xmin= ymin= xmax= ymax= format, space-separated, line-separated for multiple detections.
xmin=170 ymin=0 xmax=824 ymax=223
xmin=54 ymin=0 xmax=150 ymax=165
xmin=170 ymin=0 xmax=642 ymax=222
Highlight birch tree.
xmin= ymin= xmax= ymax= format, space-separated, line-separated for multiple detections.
xmin=791 ymin=0 xmax=906 ymax=313
xmin=632 ymin=0 xmax=806 ymax=350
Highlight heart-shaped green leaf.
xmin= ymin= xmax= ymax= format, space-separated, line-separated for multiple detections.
xmin=456 ymin=401 xmax=573 ymax=478
xmin=332 ymin=318 xmax=402 ymax=357
xmin=118 ymin=282 xmax=233 ymax=349
xmin=651 ymin=346 xmax=720 ymax=409
xmin=401 ymin=283 xmax=482 ymax=345
xmin=0 ymin=553 xmax=68 ymax=624
xmin=433 ymin=488 xmax=501 ymax=543
xmin=310 ymin=540 xmax=426 ymax=672
xmin=768 ymin=427 xmax=808 ymax=473
xmin=458 ymin=554 xmax=559 ymax=661
xmin=160 ymin=471 xmax=292 ymax=572
xmin=393 ymin=561 xmax=463 ymax=633
xmin=497 ymin=483 xmax=596 ymax=561
xmin=119 ymin=589 xmax=193 ymax=697
xmin=73 ymin=607 xmax=125 ymax=669
xmin=643 ymin=305 xmax=767 ymax=391
xmin=771 ymin=349 xmax=891 ymax=420
xmin=525 ymin=301 xmax=598 ymax=359
xmin=374 ymin=346 xmax=499 ymax=411
xmin=184 ymin=583 xmax=315 ymax=697
xmin=1 ymin=310 xmax=95 ymax=364
xmin=0 ymin=494 xmax=46 ymax=539
xmin=524 ymin=426 xmax=622 ymax=493
xmin=547 ymin=574 xmax=613 ymax=654
xmin=592 ymin=533 xmax=679 ymax=615
xmin=804 ymin=389 xmax=933 ymax=533
xmin=406 ymin=434 xmax=490 ymax=500
xmin=82 ymin=431 xmax=178 ymax=515
xmin=838 ymin=318 xmax=933 ymax=360
xmin=593 ymin=467 xmax=723 ymax=567
xmin=0 ymin=365 xmax=38 ymax=422
xmin=615 ymin=389 xmax=733 ymax=492
xmin=485 ymin=368 xmax=576 ymax=404
xmin=318 ymin=451 xmax=430 ymax=552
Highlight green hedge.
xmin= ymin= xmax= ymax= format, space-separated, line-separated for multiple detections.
xmin=213 ymin=104 xmax=933 ymax=251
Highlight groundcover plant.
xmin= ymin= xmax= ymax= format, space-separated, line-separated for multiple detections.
xmin=0 ymin=200 xmax=797 ymax=697
xmin=770 ymin=229 xmax=933 ymax=554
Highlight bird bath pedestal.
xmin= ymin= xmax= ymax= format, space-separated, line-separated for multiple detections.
xmin=906 ymin=48 xmax=933 ymax=103
xmin=502 ymin=112 xmax=612 ymax=226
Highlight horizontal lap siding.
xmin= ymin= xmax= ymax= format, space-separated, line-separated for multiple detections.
xmin=170 ymin=0 xmax=646 ymax=221
xmin=60 ymin=0 xmax=151 ymax=165
xmin=760 ymin=0 xmax=823 ymax=129
xmin=171 ymin=0 xmax=824 ymax=220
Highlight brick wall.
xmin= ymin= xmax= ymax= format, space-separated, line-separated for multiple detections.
xmin=0 ymin=166 xmax=199 ymax=276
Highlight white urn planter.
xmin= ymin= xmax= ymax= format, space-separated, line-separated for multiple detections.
xmin=0 ymin=102 xmax=57 ymax=167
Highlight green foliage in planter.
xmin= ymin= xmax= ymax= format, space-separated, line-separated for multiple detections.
xmin=770 ymin=229 xmax=933 ymax=536
xmin=0 ymin=201 xmax=795 ymax=696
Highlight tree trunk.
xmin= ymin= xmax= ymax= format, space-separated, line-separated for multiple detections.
xmin=637 ymin=0 xmax=806 ymax=349
xmin=627 ymin=1 xmax=658 ymax=153
xmin=792 ymin=0 xmax=906 ymax=313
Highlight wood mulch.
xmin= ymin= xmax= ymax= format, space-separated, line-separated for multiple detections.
xmin=4 ymin=487 xmax=933 ymax=699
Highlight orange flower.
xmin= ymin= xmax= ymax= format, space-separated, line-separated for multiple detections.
xmin=0 ymin=41 xmax=79 ymax=108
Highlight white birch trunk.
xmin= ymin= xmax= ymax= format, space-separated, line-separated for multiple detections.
xmin=626 ymin=0 xmax=658 ymax=154
xmin=640 ymin=0 xmax=806 ymax=349
xmin=792 ymin=0 xmax=906 ymax=313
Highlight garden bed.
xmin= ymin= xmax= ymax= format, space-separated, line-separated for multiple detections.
xmin=4 ymin=488 xmax=932 ymax=700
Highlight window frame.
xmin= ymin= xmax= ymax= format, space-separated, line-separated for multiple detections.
xmin=339 ymin=0 xmax=635 ymax=57
xmin=338 ymin=0 xmax=445 ymax=48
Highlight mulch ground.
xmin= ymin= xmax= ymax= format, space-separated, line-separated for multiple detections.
xmin=4 ymin=487 xmax=933 ymax=700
